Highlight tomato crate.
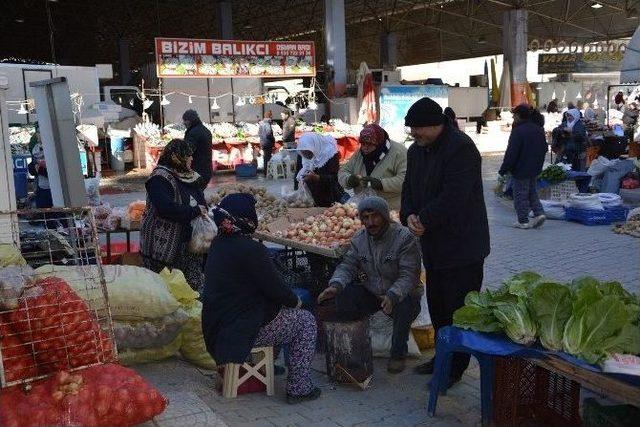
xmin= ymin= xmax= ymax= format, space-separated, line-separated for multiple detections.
xmin=0 ymin=207 xmax=117 ymax=388
xmin=492 ymin=356 xmax=581 ymax=426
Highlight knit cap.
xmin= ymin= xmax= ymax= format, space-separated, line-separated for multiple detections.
xmin=357 ymin=196 xmax=391 ymax=223
xmin=404 ymin=97 xmax=446 ymax=127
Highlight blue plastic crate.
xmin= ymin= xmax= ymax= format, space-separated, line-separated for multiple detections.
xmin=565 ymin=206 xmax=628 ymax=226
xmin=235 ymin=163 xmax=257 ymax=178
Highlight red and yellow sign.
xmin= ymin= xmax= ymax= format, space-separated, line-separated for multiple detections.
xmin=155 ymin=38 xmax=316 ymax=78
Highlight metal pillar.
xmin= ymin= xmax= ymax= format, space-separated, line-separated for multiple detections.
xmin=325 ymin=0 xmax=347 ymax=97
xmin=29 ymin=77 xmax=87 ymax=208
xmin=502 ymin=10 xmax=528 ymax=107
xmin=216 ymin=1 xmax=234 ymax=39
xmin=0 ymin=74 xmax=18 ymax=240
xmin=118 ymin=38 xmax=131 ymax=86
xmin=380 ymin=32 xmax=398 ymax=69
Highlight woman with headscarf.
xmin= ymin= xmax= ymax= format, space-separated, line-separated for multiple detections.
xmin=140 ymin=138 xmax=208 ymax=290
xmin=202 ymin=193 xmax=320 ymax=404
xmin=338 ymin=124 xmax=407 ymax=210
xmin=558 ymin=108 xmax=587 ymax=171
xmin=296 ymin=132 xmax=346 ymax=207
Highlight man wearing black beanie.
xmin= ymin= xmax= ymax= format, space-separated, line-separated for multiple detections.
xmin=400 ymin=97 xmax=490 ymax=387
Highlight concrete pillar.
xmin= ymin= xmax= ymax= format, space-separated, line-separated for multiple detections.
xmin=216 ymin=1 xmax=233 ymax=39
xmin=118 ymin=38 xmax=131 ymax=86
xmin=325 ymin=0 xmax=347 ymax=97
xmin=502 ymin=10 xmax=528 ymax=106
xmin=380 ymin=32 xmax=397 ymax=69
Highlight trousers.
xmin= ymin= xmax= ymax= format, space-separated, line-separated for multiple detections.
xmin=426 ymin=261 xmax=484 ymax=379
xmin=512 ymin=177 xmax=544 ymax=224
xmin=323 ymin=284 xmax=421 ymax=359
xmin=262 ymin=145 xmax=274 ymax=177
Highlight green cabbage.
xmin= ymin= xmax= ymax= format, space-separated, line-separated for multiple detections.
xmin=492 ymin=299 xmax=537 ymax=346
xmin=453 ymin=305 xmax=502 ymax=333
xmin=529 ymin=282 xmax=573 ymax=351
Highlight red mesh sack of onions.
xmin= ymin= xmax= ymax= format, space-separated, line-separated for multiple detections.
xmin=0 ymin=318 xmax=38 ymax=383
xmin=0 ymin=364 xmax=168 ymax=427
xmin=6 ymin=276 xmax=115 ymax=374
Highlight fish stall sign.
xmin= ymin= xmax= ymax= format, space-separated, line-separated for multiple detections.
xmin=155 ymin=37 xmax=316 ymax=78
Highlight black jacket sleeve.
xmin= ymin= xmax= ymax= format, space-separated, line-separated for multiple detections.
xmin=283 ymin=119 xmax=295 ymax=142
xmin=418 ymin=143 xmax=481 ymax=229
xmin=499 ymin=129 xmax=522 ymax=176
xmin=247 ymin=243 xmax=299 ymax=308
xmin=317 ymin=154 xmax=340 ymax=186
xmin=146 ymin=176 xmax=200 ymax=224
xmin=400 ymin=149 xmax=414 ymax=226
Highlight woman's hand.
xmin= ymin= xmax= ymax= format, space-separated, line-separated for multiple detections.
xmin=198 ymin=205 xmax=208 ymax=216
xmin=303 ymin=171 xmax=320 ymax=183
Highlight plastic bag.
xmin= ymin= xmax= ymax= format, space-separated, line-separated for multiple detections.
xmin=347 ymin=181 xmax=378 ymax=206
xmin=0 ymin=364 xmax=167 ymax=427
xmin=369 ymin=312 xmax=421 ymax=358
xmin=598 ymin=193 xmax=623 ymax=208
xmin=84 ymin=178 xmax=101 ymax=207
xmin=0 ymin=265 xmax=34 ymax=310
xmin=566 ymin=193 xmax=604 ymax=210
xmin=540 ymin=200 xmax=565 ymax=220
xmin=188 ymin=215 xmax=216 ymax=254
xmin=628 ymin=207 xmax=640 ymax=221
xmin=113 ymin=308 xmax=189 ymax=350
xmin=284 ymin=182 xmax=314 ymax=208
xmin=180 ymin=300 xmax=217 ymax=369
xmin=588 ymin=156 xmax=614 ymax=177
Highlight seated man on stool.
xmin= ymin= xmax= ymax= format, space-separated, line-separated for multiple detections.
xmin=317 ymin=196 xmax=422 ymax=373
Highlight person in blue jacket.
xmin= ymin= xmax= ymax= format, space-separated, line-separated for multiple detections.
xmin=499 ymin=105 xmax=548 ymax=229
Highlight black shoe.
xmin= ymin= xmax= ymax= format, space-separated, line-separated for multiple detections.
xmin=287 ymin=387 xmax=321 ymax=404
xmin=414 ymin=358 xmax=435 ymax=375
xmin=274 ymin=364 xmax=286 ymax=376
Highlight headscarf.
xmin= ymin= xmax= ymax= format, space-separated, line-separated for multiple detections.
xmin=296 ymin=132 xmax=338 ymax=181
xmin=565 ymin=109 xmax=581 ymax=131
xmin=157 ymin=138 xmax=200 ymax=184
xmin=443 ymin=107 xmax=458 ymax=129
xmin=359 ymin=124 xmax=390 ymax=175
xmin=584 ymin=107 xmax=596 ymax=121
xmin=212 ymin=193 xmax=258 ymax=235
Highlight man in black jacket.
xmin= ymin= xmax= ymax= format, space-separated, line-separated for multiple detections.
xmin=400 ymin=97 xmax=490 ymax=386
xmin=183 ymin=110 xmax=213 ymax=190
xmin=499 ymin=105 xmax=547 ymax=229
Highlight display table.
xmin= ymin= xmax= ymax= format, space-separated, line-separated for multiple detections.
xmin=427 ymin=326 xmax=640 ymax=424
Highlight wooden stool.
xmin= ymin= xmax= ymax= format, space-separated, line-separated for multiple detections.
xmin=221 ymin=346 xmax=274 ymax=398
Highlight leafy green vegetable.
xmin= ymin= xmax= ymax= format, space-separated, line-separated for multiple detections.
xmin=562 ymin=296 xmax=629 ymax=364
xmin=453 ymin=305 xmax=502 ymax=333
xmin=609 ymin=323 xmax=640 ymax=355
xmin=464 ymin=290 xmax=493 ymax=308
xmin=503 ymin=271 xmax=542 ymax=297
xmin=492 ymin=300 xmax=537 ymax=346
xmin=529 ymin=282 xmax=573 ymax=351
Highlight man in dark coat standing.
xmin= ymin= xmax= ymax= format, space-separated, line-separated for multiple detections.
xmin=400 ymin=97 xmax=490 ymax=386
xmin=183 ymin=110 xmax=213 ymax=190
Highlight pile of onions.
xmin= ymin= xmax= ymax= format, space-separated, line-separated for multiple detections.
xmin=274 ymin=203 xmax=362 ymax=248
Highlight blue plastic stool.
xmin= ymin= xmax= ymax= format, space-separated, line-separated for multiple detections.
xmin=427 ymin=327 xmax=496 ymax=425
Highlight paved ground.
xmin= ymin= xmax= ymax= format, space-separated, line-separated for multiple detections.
xmin=100 ymin=145 xmax=639 ymax=426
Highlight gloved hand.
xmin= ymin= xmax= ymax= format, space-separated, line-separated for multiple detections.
xmin=362 ymin=176 xmax=383 ymax=191
xmin=346 ymin=174 xmax=361 ymax=188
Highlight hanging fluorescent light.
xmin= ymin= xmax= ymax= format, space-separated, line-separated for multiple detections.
xmin=143 ymin=99 xmax=154 ymax=110
xmin=188 ymin=96 xmax=193 ymax=104
xmin=17 ymin=103 xmax=29 ymax=115
xmin=160 ymin=95 xmax=170 ymax=106
xmin=129 ymin=99 xmax=135 ymax=106
xmin=211 ymin=98 xmax=220 ymax=110
xmin=590 ymin=2 xmax=603 ymax=9
xmin=561 ymin=90 xmax=566 ymax=103
xmin=576 ymin=91 xmax=582 ymax=100
xmin=236 ymin=97 xmax=246 ymax=107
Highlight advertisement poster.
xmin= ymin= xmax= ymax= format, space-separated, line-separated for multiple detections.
xmin=379 ymin=85 xmax=449 ymax=143
xmin=155 ymin=38 xmax=316 ymax=78
xmin=538 ymin=52 xmax=623 ymax=74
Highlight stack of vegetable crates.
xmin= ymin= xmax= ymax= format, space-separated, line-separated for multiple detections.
xmin=492 ymin=356 xmax=581 ymax=426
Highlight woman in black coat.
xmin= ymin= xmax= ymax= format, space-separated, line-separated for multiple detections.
xmin=202 ymin=193 xmax=320 ymax=404
xmin=140 ymin=138 xmax=208 ymax=290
